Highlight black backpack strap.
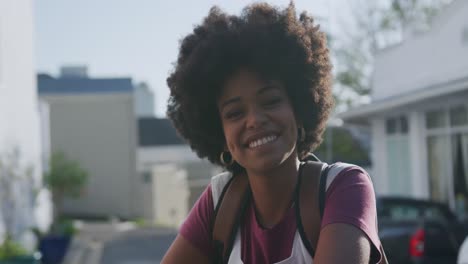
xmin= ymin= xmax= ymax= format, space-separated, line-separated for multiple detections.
xmin=319 ymin=164 xmax=332 ymax=218
xmin=295 ymin=160 xmax=324 ymax=257
xmin=212 ymin=171 xmax=250 ymax=264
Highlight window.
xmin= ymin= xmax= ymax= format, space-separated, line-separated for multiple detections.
xmin=141 ymin=171 xmax=152 ymax=184
xmin=386 ymin=115 xmax=409 ymax=134
xmin=427 ymin=135 xmax=451 ymax=203
xmin=425 ymin=107 xmax=468 ymax=215
xmin=387 ymin=205 xmax=420 ymax=221
xmin=386 ymin=115 xmax=411 ymax=195
xmin=426 ymin=109 xmax=447 ymax=129
xmin=386 ymin=118 xmax=397 ymax=134
xmin=400 ymin=116 xmax=408 ymax=133
xmin=379 ymin=201 xmax=454 ymax=222
xmin=450 ymin=105 xmax=468 ymax=127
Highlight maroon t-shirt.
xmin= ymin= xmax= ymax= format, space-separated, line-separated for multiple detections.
xmin=180 ymin=164 xmax=382 ymax=263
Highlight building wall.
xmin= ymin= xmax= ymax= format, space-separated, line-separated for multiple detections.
xmin=134 ymin=169 xmax=156 ymax=221
xmin=137 ymin=146 xmax=219 ymax=226
xmin=185 ymin=161 xmax=220 ymax=208
xmin=134 ymin=83 xmax=155 ymax=117
xmin=40 ymin=93 xmax=138 ymax=219
xmin=35 ymin=101 xmax=53 ymax=232
xmin=0 ymin=0 xmax=50 ymax=241
xmin=0 ymin=0 xmax=41 ymax=168
xmin=153 ymin=164 xmax=189 ymax=228
xmin=372 ymin=0 xmax=468 ymax=101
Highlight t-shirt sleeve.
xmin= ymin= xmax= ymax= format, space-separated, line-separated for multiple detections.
xmin=321 ymin=165 xmax=382 ymax=262
xmin=179 ymin=184 xmax=214 ymax=258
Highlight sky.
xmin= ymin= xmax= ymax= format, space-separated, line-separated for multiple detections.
xmin=34 ymin=0 xmax=348 ymax=116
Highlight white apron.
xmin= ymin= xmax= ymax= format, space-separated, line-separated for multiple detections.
xmin=211 ymin=163 xmax=350 ymax=264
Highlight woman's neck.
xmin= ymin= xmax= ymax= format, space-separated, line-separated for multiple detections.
xmin=246 ymin=156 xmax=300 ymax=228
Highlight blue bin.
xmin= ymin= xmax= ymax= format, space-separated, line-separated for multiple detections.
xmin=38 ymin=236 xmax=71 ymax=264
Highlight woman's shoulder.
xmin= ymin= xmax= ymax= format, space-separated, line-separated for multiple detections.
xmin=211 ymin=170 xmax=233 ymax=187
xmin=324 ymin=162 xmax=371 ymax=191
xmin=210 ymin=171 xmax=233 ymax=208
xmin=321 ymin=162 xmax=382 ymax=261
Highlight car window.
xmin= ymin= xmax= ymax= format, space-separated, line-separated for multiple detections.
xmin=422 ymin=206 xmax=448 ymax=221
xmin=386 ymin=205 xmax=420 ymax=220
xmin=379 ymin=200 xmax=453 ymax=222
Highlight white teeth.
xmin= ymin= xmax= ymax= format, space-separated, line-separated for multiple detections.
xmin=248 ymin=135 xmax=277 ymax=148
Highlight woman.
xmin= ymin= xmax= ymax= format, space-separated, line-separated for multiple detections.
xmin=162 ymin=2 xmax=383 ymax=263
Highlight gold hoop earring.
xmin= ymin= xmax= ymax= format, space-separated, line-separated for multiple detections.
xmin=220 ymin=151 xmax=234 ymax=166
xmin=298 ymin=127 xmax=306 ymax=142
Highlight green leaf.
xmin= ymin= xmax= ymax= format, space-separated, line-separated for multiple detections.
xmin=0 ymin=238 xmax=29 ymax=260
xmin=44 ymin=151 xmax=88 ymax=198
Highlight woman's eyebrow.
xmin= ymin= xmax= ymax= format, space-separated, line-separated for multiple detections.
xmin=220 ymin=97 xmax=241 ymax=111
xmin=257 ymin=84 xmax=280 ymax=95
xmin=220 ymin=83 xmax=280 ymax=110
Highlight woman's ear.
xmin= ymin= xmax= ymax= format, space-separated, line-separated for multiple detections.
xmin=223 ymin=143 xmax=231 ymax=153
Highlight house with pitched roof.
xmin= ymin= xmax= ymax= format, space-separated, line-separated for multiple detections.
xmin=339 ymin=0 xmax=468 ymax=216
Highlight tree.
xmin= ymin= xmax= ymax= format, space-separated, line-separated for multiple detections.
xmin=43 ymin=151 xmax=88 ymax=223
xmin=332 ymin=0 xmax=453 ymax=109
xmin=315 ymin=126 xmax=371 ymax=167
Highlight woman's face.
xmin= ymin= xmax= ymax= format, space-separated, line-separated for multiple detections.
xmin=217 ymin=69 xmax=299 ymax=173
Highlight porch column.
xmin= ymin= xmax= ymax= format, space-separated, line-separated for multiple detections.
xmin=409 ymin=111 xmax=429 ymax=198
xmin=371 ymin=118 xmax=389 ymax=195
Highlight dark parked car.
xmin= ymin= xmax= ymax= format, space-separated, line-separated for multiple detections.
xmin=377 ymin=196 xmax=468 ymax=264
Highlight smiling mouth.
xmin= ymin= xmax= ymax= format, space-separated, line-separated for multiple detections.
xmin=248 ymin=135 xmax=278 ymax=149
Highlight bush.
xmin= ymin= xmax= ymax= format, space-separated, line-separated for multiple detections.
xmin=0 ymin=238 xmax=28 ymax=260
xmin=48 ymin=218 xmax=77 ymax=237
xmin=43 ymin=151 xmax=88 ymax=224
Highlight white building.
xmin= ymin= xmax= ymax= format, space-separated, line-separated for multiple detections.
xmin=0 ymin=0 xmax=52 ymax=243
xmin=339 ymin=0 xmax=468 ymax=215
xmin=137 ymin=117 xmax=220 ymax=227
xmin=38 ymin=69 xmax=141 ymax=220
xmin=134 ymin=82 xmax=155 ymax=117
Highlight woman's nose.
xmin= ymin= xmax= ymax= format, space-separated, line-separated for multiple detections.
xmin=245 ymin=108 xmax=267 ymax=129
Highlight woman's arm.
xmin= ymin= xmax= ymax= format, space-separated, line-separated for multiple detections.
xmin=161 ymin=184 xmax=215 ymax=263
xmin=315 ymin=165 xmax=383 ymax=263
xmin=313 ymin=223 xmax=371 ymax=264
xmin=161 ymin=235 xmax=211 ymax=264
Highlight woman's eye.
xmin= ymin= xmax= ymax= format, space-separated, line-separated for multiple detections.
xmin=263 ymin=97 xmax=282 ymax=107
xmin=224 ymin=110 xmax=243 ymax=120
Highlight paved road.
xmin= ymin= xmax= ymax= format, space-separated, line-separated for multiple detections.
xmin=101 ymin=228 xmax=176 ymax=264
xmin=63 ymin=222 xmax=177 ymax=264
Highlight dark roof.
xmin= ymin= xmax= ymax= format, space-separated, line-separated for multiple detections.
xmin=138 ymin=118 xmax=185 ymax=146
xmin=37 ymin=74 xmax=133 ymax=94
